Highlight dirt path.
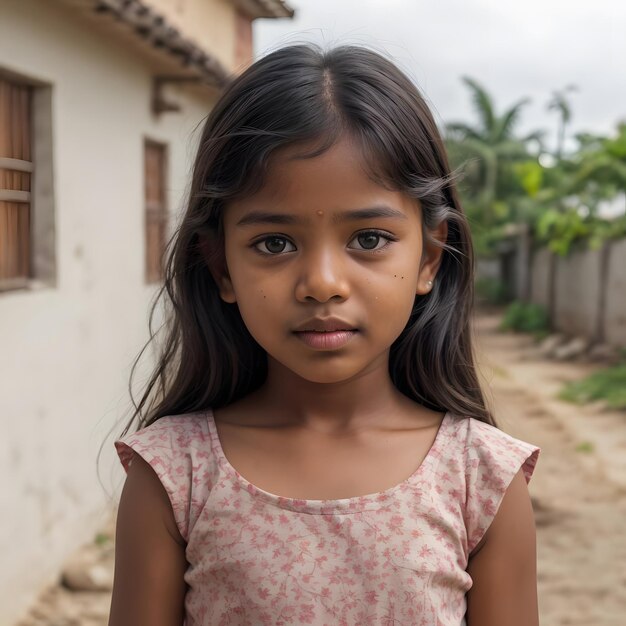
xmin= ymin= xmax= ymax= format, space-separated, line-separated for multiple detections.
xmin=475 ymin=312 xmax=626 ymax=626
xmin=15 ymin=312 xmax=626 ymax=625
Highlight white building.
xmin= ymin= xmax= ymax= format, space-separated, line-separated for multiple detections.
xmin=0 ymin=1 xmax=293 ymax=622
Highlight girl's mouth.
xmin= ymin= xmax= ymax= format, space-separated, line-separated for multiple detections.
xmin=293 ymin=330 xmax=358 ymax=350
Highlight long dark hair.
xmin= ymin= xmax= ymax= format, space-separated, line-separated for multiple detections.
xmin=119 ymin=42 xmax=495 ymax=438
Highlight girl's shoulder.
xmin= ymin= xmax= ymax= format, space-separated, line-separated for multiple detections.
xmin=445 ymin=412 xmax=540 ymax=485
xmin=442 ymin=413 xmax=541 ymax=555
xmin=114 ymin=410 xmax=215 ymax=542
xmin=115 ymin=411 xmax=210 ymax=469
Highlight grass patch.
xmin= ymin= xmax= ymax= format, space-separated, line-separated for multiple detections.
xmin=575 ymin=441 xmax=595 ymax=454
xmin=94 ymin=532 xmax=112 ymax=546
xmin=500 ymin=301 xmax=550 ymax=335
xmin=491 ymin=365 xmax=510 ymax=379
xmin=559 ymin=363 xmax=626 ymax=410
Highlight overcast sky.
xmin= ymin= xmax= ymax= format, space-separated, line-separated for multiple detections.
xmin=254 ymin=0 xmax=626 ymax=154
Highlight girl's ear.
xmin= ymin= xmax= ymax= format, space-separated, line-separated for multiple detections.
xmin=198 ymin=234 xmax=237 ymax=304
xmin=416 ymin=219 xmax=448 ymax=296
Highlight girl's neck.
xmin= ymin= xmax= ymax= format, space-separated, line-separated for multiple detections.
xmin=249 ymin=355 xmax=414 ymax=435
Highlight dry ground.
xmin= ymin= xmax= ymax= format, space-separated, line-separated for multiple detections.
xmin=14 ymin=312 xmax=626 ymax=625
xmin=474 ymin=312 xmax=626 ymax=626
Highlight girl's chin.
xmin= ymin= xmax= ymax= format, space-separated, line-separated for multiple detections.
xmin=266 ymin=358 xmax=386 ymax=386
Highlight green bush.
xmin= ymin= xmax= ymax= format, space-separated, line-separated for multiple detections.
xmin=500 ymin=301 xmax=549 ymax=334
xmin=559 ymin=364 xmax=626 ymax=410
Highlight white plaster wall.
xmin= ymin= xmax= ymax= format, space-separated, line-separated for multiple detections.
xmin=0 ymin=1 xmax=217 ymax=622
xmin=605 ymin=239 xmax=626 ymax=347
xmin=147 ymin=0 xmax=237 ymax=70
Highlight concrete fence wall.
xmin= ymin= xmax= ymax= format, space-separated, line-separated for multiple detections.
xmin=527 ymin=239 xmax=626 ymax=348
xmin=605 ymin=239 xmax=626 ymax=347
xmin=529 ymin=247 xmax=552 ymax=311
xmin=553 ymin=247 xmax=603 ymax=337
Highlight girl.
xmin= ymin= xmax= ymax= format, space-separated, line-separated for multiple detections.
xmin=109 ymin=43 xmax=540 ymax=626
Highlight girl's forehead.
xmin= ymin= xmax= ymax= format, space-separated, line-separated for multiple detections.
xmin=222 ymin=136 xmax=423 ymax=227
xmin=225 ymin=172 xmax=421 ymax=229
xmin=240 ymin=138 xmax=410 ymax=211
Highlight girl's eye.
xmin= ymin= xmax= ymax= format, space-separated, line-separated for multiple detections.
xmin=254 ymin=236 xmax=296 ymax=255
xmin=253 ymin=231 xmax=394 ymax=255
xmin=348 ymin=231 xmax=393 ymax=251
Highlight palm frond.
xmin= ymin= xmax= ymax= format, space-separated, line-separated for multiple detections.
xmin=494 ymin=98 xmax=531 ymax=142
xmin=461 ymin=76 xmax=496 ymax=135
xmin=494 ymin=140 xmax=533 ymax=160
xmin=445 ymin=122 xmax=483 ymax=142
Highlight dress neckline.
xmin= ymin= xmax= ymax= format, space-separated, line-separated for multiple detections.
xmin=205 ymin=408 xmax=451 ymax=514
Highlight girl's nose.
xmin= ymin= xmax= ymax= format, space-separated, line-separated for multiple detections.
xmin=294 ymin=247 xmax=350 ymax=303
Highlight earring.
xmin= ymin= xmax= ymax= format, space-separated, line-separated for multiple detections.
xmin=426 ymin=280 xmax=433 ymax=288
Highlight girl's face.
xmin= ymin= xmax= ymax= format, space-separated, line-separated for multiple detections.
xmin=213 ymin=136 xmax=446 ymax=385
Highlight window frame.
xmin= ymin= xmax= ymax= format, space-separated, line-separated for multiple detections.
xmin=0 ymin=68 xmax=55 ymax=294
xmin=144 ymin=138 xmax=169 ymax=285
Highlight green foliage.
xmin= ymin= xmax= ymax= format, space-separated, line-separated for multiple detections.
xmin=535 ymin=208 xmax=590 ymax=256
xmin=445 ymin=76 xmax=539 ymax=239
xmin=445 ymin=76 xmax=626 ymax=259
xmin=558 ymin=364 xmax=626 ymax=410
xmin=575 ymin=123 xmax=626 ymax=190
xmin=587 ymin=215 xmax=626 ymax=249
xmin=500 ymin=301 xmax=549 ymax=334
xmin=513 ymin=161 xmax=544 ymax=198
xmin=535 ymin=209 xmax=626 ymax=256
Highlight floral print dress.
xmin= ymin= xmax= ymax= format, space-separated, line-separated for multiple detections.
xmin=115 ymin=410 xmax=540 ymax=626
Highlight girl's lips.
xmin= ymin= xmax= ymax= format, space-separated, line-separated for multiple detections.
xmin=293 ymin=330 xmax=358 ymax=350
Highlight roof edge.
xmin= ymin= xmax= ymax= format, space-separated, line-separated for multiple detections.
xmin=94 ymin=0 xmax=232 ymax=87
xmin=232 ymin=0 xmax=295 ymax=19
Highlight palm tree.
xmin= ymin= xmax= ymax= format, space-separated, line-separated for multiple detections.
xmin=445 ymin=77 xmax=543 ymax=217
xmin=547 ymin=85 xmax=578 ymax=160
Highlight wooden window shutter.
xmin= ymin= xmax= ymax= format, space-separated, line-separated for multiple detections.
xmin=144 ymin=140 xmax=167 ymax=283
xmin=0 ymin=77 xmax=32 ymax=289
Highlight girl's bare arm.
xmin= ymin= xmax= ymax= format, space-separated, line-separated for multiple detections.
xmin=108 ymin=454 xmax=188 ymax=626
xmin=465 ymin=468 xmax=540 ymax=626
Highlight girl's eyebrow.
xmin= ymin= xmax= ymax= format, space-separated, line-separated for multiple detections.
xmin=235 ymin=205 xmax=408 ymax=227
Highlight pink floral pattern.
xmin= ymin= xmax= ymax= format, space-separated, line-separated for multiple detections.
xmin=115 ymin=410 xmax=540 ymax=625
